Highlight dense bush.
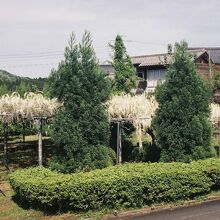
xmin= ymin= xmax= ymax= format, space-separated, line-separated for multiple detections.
xmin=131 ymin=142 xmax=161 ymax=162
xmin=153 ymin=41 xmax=212 ymax=162
xmin=9 ymin=158 xmax=220 ymax=212
xmin=110 ymin=35 xmax=136 ymax=94
xmin=50 ymin=145 xmax=116 ymax=173
xmin=48 ymin=32 xmax=112 ymax=172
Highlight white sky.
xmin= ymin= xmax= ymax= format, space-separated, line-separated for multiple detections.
xmin=0 ymin=0 xmax=220 ymax=78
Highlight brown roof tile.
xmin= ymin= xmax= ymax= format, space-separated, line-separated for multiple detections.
xmin=189 ymin=47 xmax=220 ymax=64
xmin=132 ymin=49 xmax=208 ymax=67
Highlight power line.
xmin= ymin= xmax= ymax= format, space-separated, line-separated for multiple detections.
xmin=0 ymin=56 xmax=64 ymax=63
xmin=124 ymin=40 xmax=166 ymax=46
xmin=0 ymin=40 xmax=173 ymax=69
xmin=0 ymin=45 xmax=110 ymax=57
xmin=0 ymin=50 xmax=64 ymax=57
xmin=0 ymin=53 xmax=64 ymax=59
xmin=0 ymin=62 xmax=59 ymax=68
xmin=0 ymin=49 xmax=111 ymax=61
xmin=2 ymin=41 xmax=219 ymax=59
xmin=0 ymin=40 xmax=168 ymax=58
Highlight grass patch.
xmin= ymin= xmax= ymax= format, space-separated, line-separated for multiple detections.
xmin=0 ymin=166 xmax=44 ymax=220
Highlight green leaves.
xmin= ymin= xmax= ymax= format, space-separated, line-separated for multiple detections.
xmin=0 ymin=70 xmax=46 ymax=97
xmin=153 ymin=41 xmax=213 ymax=162
xmin=9 ymin=158 xmax=220 ymax=212
xmin=111 ymin=35 xmax=137 ymax=94
xmin=48 ymin=32 xmax=113 ymax=173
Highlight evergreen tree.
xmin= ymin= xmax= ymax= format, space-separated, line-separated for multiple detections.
xmin=111 ymin=35 xmax=136 ymax=93
xmin=153 ymin=41 xmax=214 ymax=162
xmin=0 ymin=85 xmax=9 ymax=96
xmin=16 ymin=81 xmax=31 ymax=96
xmin=49 ymin=32 xmax=115 ymax=173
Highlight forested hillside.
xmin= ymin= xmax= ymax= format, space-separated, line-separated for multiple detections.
xmin=0 ymin=69 xmax=47 ymax=96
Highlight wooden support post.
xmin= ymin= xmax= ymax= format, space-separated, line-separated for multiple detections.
xmin=116 ymin=122 xmax=119 ymax=164
xmin=119 ymin=124 xmax=122 ymax=164
xmin=3 ymin=122 xmax=8 ymax=165
xmin=218 ymin=122 xmax=220 ymax=158
xmin=37 ymin=118 xmax=43 ymax=166
xmin=22 ymin=121 xmax=25 ymax=143
xmin=116 ymin=122 xmax=122 ymax=164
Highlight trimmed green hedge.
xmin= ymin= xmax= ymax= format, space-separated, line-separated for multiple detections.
xmin=9 ymin=159 xmax=220 ymax=211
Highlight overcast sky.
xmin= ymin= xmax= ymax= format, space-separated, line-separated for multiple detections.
xmin=0 ymin=0 xmax=220 ymax=78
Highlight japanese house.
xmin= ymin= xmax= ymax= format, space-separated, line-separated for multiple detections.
xmin=101 ymin=47 xmax=220 ymax=92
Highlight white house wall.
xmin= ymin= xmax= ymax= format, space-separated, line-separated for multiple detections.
xmin=147 ymin=69 xmax=166 ymax=88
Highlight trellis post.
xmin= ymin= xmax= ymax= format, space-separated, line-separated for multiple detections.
xmin=22 ymin=120 xmax=25 ymax=143
xmin=39 ymin=118 xmax=43 ymax=166
xmin=3 ymin=122 xmax=8 ymax=165
xmin=35 ymin=117 xmax=43 ymax=166
xmin=218 ymin=122 xmax=220 ymax=157
xmin=116 ymin=121 xmax=122 ymax=164
xmin=111 ymin=117 xmax=149 ymax=164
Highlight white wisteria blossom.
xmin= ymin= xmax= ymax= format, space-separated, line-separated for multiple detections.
xmin=0 ymin=92 xmax=61 ymax=166
xmin=107 ymin=93 xmax=158 ymax=149
xmin=0 ymin=92 xmax=24 ymax=122
xmin=0 ymin=92 xmax=61 ymax=122
xmin=22 ymin=92 xmax=61 ymax=119
xmin=108 ymin=95 xmax=220 ymax=149
xmin=211 ymin=103 xmax=220 ymax=123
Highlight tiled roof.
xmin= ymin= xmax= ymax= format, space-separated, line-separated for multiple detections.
xmin=132 ymin=54 xmax=173 ymax=66
xmin=131 ymin=49 xmax=208 ymax=67
xmin=188 ymin=47 xmax=220 ymax=64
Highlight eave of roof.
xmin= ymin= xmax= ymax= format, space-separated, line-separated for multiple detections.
xmin=131 ymin=49 xmax=211 ymax=67
xmin=189 ymin=47 xmax=220 ymax=64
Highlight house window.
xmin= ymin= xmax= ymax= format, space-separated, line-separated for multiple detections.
xmin=147 ymin=69 xmax=166 ymax=88
xmin=137 ymin=71 xmax=145 ymax=80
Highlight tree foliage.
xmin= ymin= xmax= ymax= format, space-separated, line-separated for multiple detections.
xmin=153 ymin=41 xmax=214 ymax=162
xmin=212 ymin=72 xmax=220 ymax=92
xmin=10 ymin=158 xmax=220 ymax=212
xmin=110 ymin=35 xmax=136 ymax=94
xmin=0 ymin=69 xmax=46 ymax=96
xmin=49 ymin=31 xmax=115 ymax=173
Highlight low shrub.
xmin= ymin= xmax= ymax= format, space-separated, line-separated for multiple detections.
xmin=9 ymin=158 xmax=220 ymax=212
xmin=50 ymin=145 xmax=116 ymax=173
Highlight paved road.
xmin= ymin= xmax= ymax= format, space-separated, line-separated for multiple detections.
xmin=123 ymin=199 xmax=220 ymax=220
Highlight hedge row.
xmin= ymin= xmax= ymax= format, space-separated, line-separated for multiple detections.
xmin=9 ymin=158 xmax=220 ymax=211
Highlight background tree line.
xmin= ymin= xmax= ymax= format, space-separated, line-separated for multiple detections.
xmin=0 ymin=69 xmax=47 ymax=96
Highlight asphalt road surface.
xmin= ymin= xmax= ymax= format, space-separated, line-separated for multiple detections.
xmin=124 ymin=199 xmax=220 ymax=220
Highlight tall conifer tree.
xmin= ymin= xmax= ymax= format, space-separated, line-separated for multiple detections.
xmin=49 ymin=32 xmax=115 ymax=173
xmin=111 ymin=35 xmax=136 ymax=94
xmin=153 ymin=41 xmax=214 ymax=162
